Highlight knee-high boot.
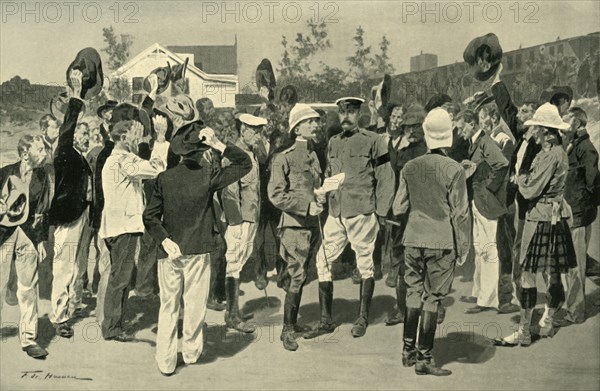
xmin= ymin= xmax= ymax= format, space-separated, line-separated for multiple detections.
xmin=415 ymin=310 xmax=451 ymax=376
xmin=351 ymin=278 xmax=374 ymax=337
xmin=224 ymin=277 xmax=255 ymax=333
xmin=402 ymin=307 xmax=421 ymax=366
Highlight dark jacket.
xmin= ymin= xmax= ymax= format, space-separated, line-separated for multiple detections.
xmin=468 ymin=131 xmax=509 ymax=219
xmin=0 ymin=162 xmax=52 ymax=246
xmin=326 ymin=128 xmax=395 ymax=218
xmin=48 ymin=98 xmax=94 ymax=226
xmin=268 ymin=140 xmax=322 ymax=228
xmin=491 ymin=80 xmax=542 ymax=216
xmin=564 ymin=130 xmax=599 ymax=227
xmin=143 ymin=144 xmax=252 ymax=258
xmin=221 ymin=142 xmax=260 ymax=225
xmin=393 ymin=150 xmax=471 ymax=256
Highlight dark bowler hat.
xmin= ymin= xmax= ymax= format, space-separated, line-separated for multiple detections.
xmin=143 ymin=62 xmax=172 ymax=94
xmin=279 ymin=85 xmax=298 ymax=106
xmin=463 ymin=33 xmax=503 ymax=81
xmin=539 ymin=86 xmax=573 ymax=104
xmin=50 ymin=91 xmax=87 ymax=118
xmin=256 ymin=59 xmax=276 ymax=102
xmin=425 ymin=93 xmax=452 ymax=113
xmin=110 ymin=102 xmax=151 ymax=136
xmin=96 ymin=99 xmax=118 ymax=118
xmin=67 ymin=47 xmax=104 ymax=100
xmin=169 ymin=120 xmax=210 ymax=156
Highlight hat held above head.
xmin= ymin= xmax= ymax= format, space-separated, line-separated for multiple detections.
xmin=169 ymin=120 xmax=210 ymax=156
xmin=67 ymin=47 xmax=104 ymax=100
xmin=144 ymin=62 xmax=172 ymax=94
xmin=463 ymin=33 xmax=503 ymax=82
xmin=423 ymin=108 xmax=453 ymax=150
xmin=524 ymin=103 xmax=570 ymax=130
xmin=165 ymin=94 xmax=198 ymax=122
xmin=289 ymin=103 xmax=320 ymax=132
xmin=0 ymin=175 xmax=29 ymax=227
xmin=239 ymin=113 xmax=267 ymax=127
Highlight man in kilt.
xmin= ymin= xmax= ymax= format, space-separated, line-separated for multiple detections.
xmin=494 ymin=103 xmax=576 ymax=346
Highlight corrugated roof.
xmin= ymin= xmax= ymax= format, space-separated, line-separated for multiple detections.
xmin=167 ymin=45 xmax=237 ymax=75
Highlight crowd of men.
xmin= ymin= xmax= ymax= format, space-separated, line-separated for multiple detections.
xmin=0 ymin=44 xmax=599 ymax=378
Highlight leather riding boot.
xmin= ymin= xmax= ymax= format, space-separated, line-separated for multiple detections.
xmin=281 ymin=291 xmax=301 ymax=351
xmin=351 ymin=278 xmax=375 ymax=338
xmin=224 ymin=277 xmax=255 ymax=333
xmin=386 ymin=272 xmax=406 ymax=326
xmin=403 ymin=307 xmax=421 ymax=367
xmin=415 ymin=310 xmax=451 ymax=376
xmin=303 ymin=281 xmax=335 ymax=339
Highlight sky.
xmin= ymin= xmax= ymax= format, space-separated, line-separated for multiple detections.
xmin=1 ymin=0 xmax=599 ymax=90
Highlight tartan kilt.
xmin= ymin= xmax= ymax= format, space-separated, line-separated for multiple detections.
xmin=523 ymin=219 xmax=576 ymax=274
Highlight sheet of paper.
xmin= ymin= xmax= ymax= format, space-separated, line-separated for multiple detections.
xmin=315 ymin=173 xmax=345 ymax=194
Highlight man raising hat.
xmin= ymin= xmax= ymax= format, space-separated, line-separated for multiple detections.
xmin=304 ymin=97 xmax=395 ymax=339
xmin=143 ymin=122 xmax=252 ymax=375
xmin=220 ymin=113 xmax=267 ymax=333
xmin=268 ymin=103 xmax=324 ymax=351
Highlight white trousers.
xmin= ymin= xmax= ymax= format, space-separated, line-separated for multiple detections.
xmin=316 ymin=213 xmax=379 ymax=281
xmin=93 ymin=238 xmax=111 ymax=326
xmin=156 ymin=253 xmax=210 ymax=374
xmin=0 ymin=227 xmax=39 ymax=347
xmin=50 ymin=208 xmax=88 ymax=324
xmin=224 ymin=222 xmax=257 ymax=279
xmin=471 ymin=202 xmax=500 ymax=309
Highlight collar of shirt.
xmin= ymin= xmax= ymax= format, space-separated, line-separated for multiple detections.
xmin=341 ymin=126 xmax=359 ymax=138
xmin=471 ymin=129 xmax=483 ymax=144
xmin=574 ymin=128 xmax=589 ymax=145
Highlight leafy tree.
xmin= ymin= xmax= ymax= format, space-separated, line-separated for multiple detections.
xmin=373 ymin=35 xmax=395 ymax=75
xmin=346 ymin=26 xmax=376 ymax=96
xmin=101 ymin=25 xmax=134 ymax=70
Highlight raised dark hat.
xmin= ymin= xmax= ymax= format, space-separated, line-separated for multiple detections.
xmin=256 ymin=59 xmax=276 ymax=102
xmin=110 ymin=102 xmax=151 ymax=136
xmin=279 ymin=85 xmax=298 ymax=106
xmin=144 ymin=62 xmax=172 ymax=94
xmin=169 ymin=119 xmax=210 ymax=156
xmin=425 ymin=93 xmax=452 ymax=113
xmin=0 ymin=175 xmax=29 ymax=227
xmin=539 ymin=86 xmax=573 ymax=104
xmin=170 ymin=57 xmax=189 ymax=83
xmin=96 ymin=99 xmax=118 ymax=118
xmin=463 ymin=33 xmax=503 ymax=82
xmin=66 ymin=47 xmax=104 ymax=100
xmin=371 ymin=74 xmax=392 ymax=112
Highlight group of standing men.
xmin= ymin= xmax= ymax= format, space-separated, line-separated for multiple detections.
xmin=0 ymin=45 xmax=598 ymax=378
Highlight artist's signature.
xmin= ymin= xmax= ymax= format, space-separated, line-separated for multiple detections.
xmin=21 ymin=370 xmax=92 ymax=381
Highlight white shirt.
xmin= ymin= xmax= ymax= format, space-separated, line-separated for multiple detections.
xmin=99 ymin=141 xmax=168 ymax=239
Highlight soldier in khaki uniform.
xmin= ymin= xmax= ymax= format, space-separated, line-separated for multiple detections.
xmin=268 ymin=104 xmax=324 ymax=351
xmin=305 ymin=97 xmax=395 ymax=339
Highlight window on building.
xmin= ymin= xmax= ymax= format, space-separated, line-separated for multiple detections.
xmin=558 ymin=44 xmax=564 ymax=54
xmin=516 ymin=53 xmax=522 ymax=68
xmin=132 ymin=77 xmax=144 ymax=91
xmin=550 ymin=46 xmax=555 ymax=56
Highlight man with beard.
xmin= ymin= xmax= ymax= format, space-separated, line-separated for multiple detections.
xmin=47 ymin=70 xmax=95 ymax=338
xmin=488 ymin=63 xmax=541 ymax=312
xmin=456 ymin=109 xmax=509 ymax=315
xmin=384 ymin=104 xmax=428 ymax=326
xmin=304 ymin=97 xmax=394 ymax=339
xmin=0 ymin=135 xmax=51 ymax=359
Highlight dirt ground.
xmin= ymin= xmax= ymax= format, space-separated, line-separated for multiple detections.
xmin=1 ymin=228 xmax=599 ymax=391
